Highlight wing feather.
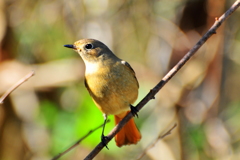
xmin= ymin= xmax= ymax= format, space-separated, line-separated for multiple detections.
xmin=121 ymin=61 xmax=139 ymax=88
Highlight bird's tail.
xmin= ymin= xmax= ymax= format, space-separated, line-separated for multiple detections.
xmin=114 ymin=111 xmax=141 ymax=147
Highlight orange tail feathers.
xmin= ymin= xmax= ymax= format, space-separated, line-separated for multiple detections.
xmin=114 ymin=111 xmax=141 ymax=147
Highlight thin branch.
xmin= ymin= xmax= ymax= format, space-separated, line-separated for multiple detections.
xmin=136 ymin=123 xmax=177 ymax=160
xmin=84 ymin=1 xmax=240 ymax=159
xmin=51 ymin=120 xmax=110 ymax=160
xmin=0 ymin=70 xmax=35 ymax=104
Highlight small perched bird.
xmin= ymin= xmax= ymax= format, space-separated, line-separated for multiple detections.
xmin=64 ymin=39 xmax=141 ymax=147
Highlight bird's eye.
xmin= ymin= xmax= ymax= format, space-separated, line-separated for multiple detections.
xmin=85 ymin=43 xmax=93 ymax=50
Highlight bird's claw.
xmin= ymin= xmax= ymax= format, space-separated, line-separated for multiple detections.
xmin=101 ymin=135 xmax=109 ymax=150
xmin=130 ymin=105 xmax=139 ymax=118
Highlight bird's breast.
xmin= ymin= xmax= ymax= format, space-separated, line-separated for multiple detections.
xmin=84 ymin=63 xmax=138 ymax=115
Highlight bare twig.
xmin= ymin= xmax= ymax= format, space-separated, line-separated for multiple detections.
xmin=51 ymin=119 xmax=110 ymax=160
xmin=136 ymin=123 xmax=177 ymax=160
xmin=84 ymin=1 xmax=240 ymax=159
xmin=0 ymin=70 xmax=35 ymax=104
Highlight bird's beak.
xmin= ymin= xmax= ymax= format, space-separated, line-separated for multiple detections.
xmin=64 ymin=44 xmax=77 ymax=50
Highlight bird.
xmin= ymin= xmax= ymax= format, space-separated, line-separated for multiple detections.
xmin=64 ymin=39 xmax=141 ymax=147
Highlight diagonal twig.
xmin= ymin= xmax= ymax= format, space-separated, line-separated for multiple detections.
xmin=51 ymin=119 xmax=110 ymax=160
xmin=84 ymin=1 xmax=240 ymax=159
xmin=136 ymin=123 xmax=177 ymax=160
xmin=0 ymin=70 xmax=35 ymax=104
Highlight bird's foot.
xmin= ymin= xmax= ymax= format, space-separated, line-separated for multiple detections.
xmin=101 ymin=134 xmax=109 ymax=150
xmin=130 ymin=104 xmax=139 ymax=118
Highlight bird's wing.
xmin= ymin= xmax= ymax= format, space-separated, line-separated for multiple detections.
xmin=121 ymin=60 xmax=139 ymax=88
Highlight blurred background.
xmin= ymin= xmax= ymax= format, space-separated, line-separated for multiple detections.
xmin=0 ymin=0 xmax=240 ymax=159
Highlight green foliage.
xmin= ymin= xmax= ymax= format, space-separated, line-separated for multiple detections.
xmin=37 ymin=86 xmax=117 ymax=156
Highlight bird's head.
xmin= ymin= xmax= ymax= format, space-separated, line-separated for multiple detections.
xmin=64 ymin=39 xmax=117 ymax=64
